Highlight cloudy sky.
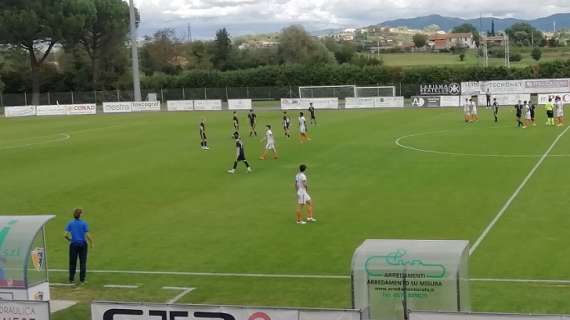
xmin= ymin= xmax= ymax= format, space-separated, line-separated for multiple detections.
xmin=132 ymin=0 xmax=570 ymax=39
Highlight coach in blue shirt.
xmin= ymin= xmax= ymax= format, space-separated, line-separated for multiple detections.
xmin=64 ymin=208 xmax=93 ymax=284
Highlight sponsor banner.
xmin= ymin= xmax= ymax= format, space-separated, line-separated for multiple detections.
xmin=0 ymin=300 xmax=49 ymax=320
xmin=36 ymin=105 xmax=67 ymax=116
xmin=103 ymin=102 xmax=133 ymax=113
xmin=228 ymin=99 xmax=253 ymax=110
xmin=420 ymin=83 xmax=461 ymax=96
xmin=194 ymin=100 xmax=222 ymax=111
xmin=281 ymin=98 xmax=339 ymax=109
xmin=91 ymin=302 xmax=360 ymax=320
xmin=462 ymin=79 xmax=570 ymax=95
xmin=66 ymin=104 xmax=97 ymax=115
xmin=4 ymin=106 xmax=37 ymax=118
xmin=345 ymin=97 xmax=376 ymax=109
xmin=477 ymin=94 xmax=531 ymax=106
xmin=538 ymin=93 xmax=570 ymax=104
xmin=411 ymin=96 xmax=441 ymax=108
xmin=167 ymin=100 xmax=194 ymax=111
xmin=440 ymin=96 xmax=464 ymax=107
xmin=132 ymin=101 xmax=161 ymax=112
xmin=410 ymin=311 xmax=567 ymax=320
xmin=375 ymin=96 xmax=404 ymax=108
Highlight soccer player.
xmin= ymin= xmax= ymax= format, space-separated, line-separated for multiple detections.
xmin=299 ymin=112 xmax=310 ymax=143
xmin=523 ymin=101 xmax=531 ymax=128
xmin=232 ymin=111 xmax=239 ymax=131
xmin=64 ymin=208 xmax=93 ymax=285
xmin=248 ymin=109 xmax=257 ymax=137
xmin=282 ymin=111 xmax=291 ymax=138
xmin=530 ymin=101 xmax=536 ymax=126
xmin=492 ymin=98 xmax=499 ymax=122
xmin=485 ymin=89 xmax=492 ymax=109
xmin=295 ymin=164 xmax=316 ymax=224
xmin=260 ymin=125 xmax=278 ymax=160
xmin=228 ymin=132 xmax=252 ymax=174
xmin=469 ymin=98 xmax=479 ymax=122
xmin=555 ymin=96 xmax=565 ymax=127
xmin=308 ymin=103 xmax=317 ymax=126
xmin=199 ymin=118 xmax=209 ymax=150
xmin=545 ymin=97 xmax=555 ymax=126
xmin=463 ymin=98 xmax=471 ymax=123
xmin=515 ymin=100 xmax=523 ymax=127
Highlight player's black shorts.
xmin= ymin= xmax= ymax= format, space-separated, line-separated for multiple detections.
xmin=310 ymin=114 xmax=316 ymax=119
xmin=547 ymin=110 xmax=554 ymax=118
xmin=200 ymin=132 xmax=207 ymax=140
xmin=237 ymin=153 xmax=246 ymax=161
xmin=284 ymin=123 xmax=290 ymax=129
xmin=249 ymin=121 xmax=255 ymax=127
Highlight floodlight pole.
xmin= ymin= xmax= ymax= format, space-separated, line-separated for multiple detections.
xmin=129 ymin=0 xmax=142 ymax=102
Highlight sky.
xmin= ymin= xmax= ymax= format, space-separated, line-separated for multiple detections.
xmin=131 ymin=0 xmax=570 ymax=39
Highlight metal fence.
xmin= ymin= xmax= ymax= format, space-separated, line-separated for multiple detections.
xmin=0 ymin=84 xmax=420 ymax=107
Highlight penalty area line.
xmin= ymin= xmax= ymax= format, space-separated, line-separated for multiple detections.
xmin=469 ymin=126 xmax=570 ymax=256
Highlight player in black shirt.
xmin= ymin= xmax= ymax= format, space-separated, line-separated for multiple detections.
xmin=485 ymin=89 xmax=492 ymax=108
xmin=308 ymin=103 xmax=317 ymax=126
xmin=232 ymin=112 xmax=239 ymax=131
xmin=515 ymin=101 xmax=523 ymax=127
xmin=282 ymin=111 xmax=291 ymax=138
xmin=530 ymin=102 xmax=536 ymax=126
xmin=228 ymin=132 xmax=252 ymax=174
xmin=247 ymin=109 xmax=257 ymax=136
xmin=199 ymin=118 xmax=209 ymax=150
xmin=492 ymin=98 xmax=499 ymax=122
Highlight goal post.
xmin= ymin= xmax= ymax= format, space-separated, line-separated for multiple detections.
xmin=355 ymin=86 xmax=396 ymax=97
xmin=299 ymin=85 xmax=357 ymax=99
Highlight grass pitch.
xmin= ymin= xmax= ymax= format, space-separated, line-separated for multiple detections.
xmin=1 ymin=107 xmax=570 ymax=319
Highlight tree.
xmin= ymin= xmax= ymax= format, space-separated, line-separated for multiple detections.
xmin=212 ymin=28 xmax=232 ymax=70
xmin=0 ymin=0 xmax=95 ymax=104
xmin=452 ymin=23 xmax=480 ymax=47
xmin=412 ymin=33 xmax=428 ymax=48
xmin=277 ymin=25 xmax=335 ymax=65
xmin=322 ymin=38 xmax=356 ymax=64
xmin=505 ymin=22 xmax=544 ymax=47
xmin=77 ymin=0 xmax=131 ymax=90
xmin=141 ymin=29 xmax=183 ymax=75
xmin=531 ymin=47 xmax=542 ymax=61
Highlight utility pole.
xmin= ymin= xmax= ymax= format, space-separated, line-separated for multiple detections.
xmin=128 ymin=0 xmax=142 ymax=101
xmin=187 ymin=23 xmax=193 ymax=43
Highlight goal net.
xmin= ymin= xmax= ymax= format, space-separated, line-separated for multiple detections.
xmin=355 ymin=86 xmax=396 ymax=97
xmin=299 ymin=85 xmax=356 ymax=99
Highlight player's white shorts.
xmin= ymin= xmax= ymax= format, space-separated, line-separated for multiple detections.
xmin=265 ymin=142 xmax=275 ymax=150
xmin=471 ymin=108 xmax=478 ymax=115
xmin=463 ymin=107 xmax=470 ymax=116
xmin=300 ymin=127 xmax=307 ymax=134
xmin=525 ymin=112 xmax=532 ymax=120
xmin=556 ymin=109 xmax=564 ymax=117
xmin=297 ymin=191 xmax=311 ymax=205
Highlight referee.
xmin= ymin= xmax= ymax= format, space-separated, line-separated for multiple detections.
xmin=64 ymin=208 xmax=93 ymax=285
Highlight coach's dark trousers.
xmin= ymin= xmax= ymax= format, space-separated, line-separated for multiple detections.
xmin=69 ymin=242 xmax=88 ymax=282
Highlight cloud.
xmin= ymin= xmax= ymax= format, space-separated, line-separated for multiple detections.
xmin=129 ymin=0 xmax=570 ymax=38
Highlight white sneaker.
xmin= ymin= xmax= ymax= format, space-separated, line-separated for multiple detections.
xmin=227 ymin=169 xmax=235 ymax=174
xmin=307 ymin=217 xmax=317 ymax=222
xmin=247 ymin=167 xmax=252 ymax=173
xmin=297 ymin=220 xmax=306 ymax=225
xmin=204 ymin=146 xmax=210 ymax=150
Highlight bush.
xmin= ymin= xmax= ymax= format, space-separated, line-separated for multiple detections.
xmin=531 ymin=48 xmax=542 ymax=61
xmin=509 ymin=53 xmax=523 ymax=62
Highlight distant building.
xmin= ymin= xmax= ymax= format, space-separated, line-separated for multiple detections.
xmin=334 ymin=29 xmax=356 ymax=41
xmin=428 ymin=33 xmax=477 ymax=50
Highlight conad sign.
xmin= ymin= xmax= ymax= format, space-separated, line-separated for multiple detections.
xmin=91 ymin=302 xmax=361 ymax=320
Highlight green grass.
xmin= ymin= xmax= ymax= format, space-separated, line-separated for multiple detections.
xmin=380 ymin=47 xmax=570 ymax=67
xmin=1 ymin=108 xmax=570 ymax=319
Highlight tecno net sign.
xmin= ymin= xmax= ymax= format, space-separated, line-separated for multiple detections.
xmin=91 ymin=302 xmax=360 ymax=320
xmin=419 ymin=83 xmax=461 ymax=96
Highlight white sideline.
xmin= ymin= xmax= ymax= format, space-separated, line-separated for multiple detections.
xmin=469 ymin=126 xmax=570 ymax=256
xmin=50 ymin=269 xmax=570 ymax=285
xmin=104 ymin=284 xmax=140 ymax=289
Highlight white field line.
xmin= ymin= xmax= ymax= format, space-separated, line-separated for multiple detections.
xmin=469 ymin=126 xmax=570 ymax=256
xmin=51 ymin=282 xmax=75 ymax=287
xmin=103 ymin=284 xmax=140 ymax=289
xmin=50 ymin=269 xmax=570 ymax=285
xmin=0 ymin=133 xmax=70 ymax=151
xmin=163 ymin=287 xmax=195 ymax=304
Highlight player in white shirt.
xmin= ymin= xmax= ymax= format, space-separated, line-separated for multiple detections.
xmin=523 ymin=101 xmax=532 ymax=128
xmin=463 ymin=98 xmax=471 ymax=123
xmin=469 ymin=98 xmax=479 ymax=122
xmin=260 ymin=125 xmax=278 ymax=160
xmin=295 ymin=164 xmax=315 ymax=224
xmin=555 ymin=96 xmax=565 ymax=127
xmin=298 ymin=112 xmax=310 ymax=143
